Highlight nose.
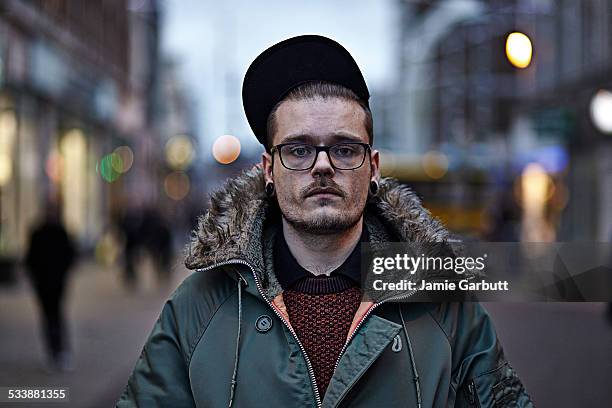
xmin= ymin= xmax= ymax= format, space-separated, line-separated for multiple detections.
xmin=310 ymin=150 xmax=335 ymax=178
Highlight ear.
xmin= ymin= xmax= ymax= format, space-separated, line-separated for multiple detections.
xmin=262 ymin=151 xmax=274 ymax=183
xmin=369 ymin=149 xmax=380 ymax=182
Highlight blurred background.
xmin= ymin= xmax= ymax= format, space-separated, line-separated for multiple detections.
xmin=0 ymin=0 xmax=610 ymax=406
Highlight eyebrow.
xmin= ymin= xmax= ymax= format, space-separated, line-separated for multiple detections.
xmin=279 ymin=132 xmax=364 ymax=144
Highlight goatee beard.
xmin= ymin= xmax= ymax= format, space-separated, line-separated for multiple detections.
xmin=283 ymin=212 xmax=363 ymax=235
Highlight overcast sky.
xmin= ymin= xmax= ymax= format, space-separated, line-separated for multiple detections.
xmin=161 ymin=0 xmax=398 ymax=157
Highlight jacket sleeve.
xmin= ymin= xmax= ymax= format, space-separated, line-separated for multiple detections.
xmin=434 ymin=302 xmax=534 ymax=407
xmin=116 ymin=298 xmax=196 ymax=408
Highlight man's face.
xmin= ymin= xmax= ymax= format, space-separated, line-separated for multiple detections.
xmin=262 ymin=97 xmax=380 ymax=235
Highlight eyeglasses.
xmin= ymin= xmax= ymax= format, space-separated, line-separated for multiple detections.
xmin=270 ymin=142 xmax=371 ymax=171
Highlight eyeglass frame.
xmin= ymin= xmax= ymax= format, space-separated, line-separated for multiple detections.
xmin=270 ymin=141 xmax=372 ymax=171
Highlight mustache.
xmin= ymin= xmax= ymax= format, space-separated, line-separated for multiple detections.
xmin=301 ymin=178 xmax=346 ymax=198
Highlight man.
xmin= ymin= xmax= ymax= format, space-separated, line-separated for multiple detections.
xmin=26 ymin=202 xmax=76 ymax=371
xmin=117 ymin=35 xmax=532 ymax=407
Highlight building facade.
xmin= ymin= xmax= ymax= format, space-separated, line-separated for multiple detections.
xmin=391 ymin=0 xmax=612 ymax=240
xmin=0 ymin=0 xmax=161 ymax=269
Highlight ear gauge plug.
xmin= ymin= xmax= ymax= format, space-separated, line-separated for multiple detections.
xmin=265 ymin=182 xmax=275 ymax=197
xmin=369 ymin=180 xmax=379 ymax=197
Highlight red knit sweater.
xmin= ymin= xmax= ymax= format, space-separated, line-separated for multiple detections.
xmin=283 ymin=276 xmax=362 ymax=397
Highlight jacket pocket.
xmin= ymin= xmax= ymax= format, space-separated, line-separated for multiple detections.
xmin=464 ymin=380 xmax=480 ymax=408
xmin=459 ymin=363 xmax=534 ymax=408
xmin=465 ymin=363 xmax=534 ymax=407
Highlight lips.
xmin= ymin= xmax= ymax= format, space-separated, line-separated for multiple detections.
xmin=305 ymin=187 xmax=343 ymax=198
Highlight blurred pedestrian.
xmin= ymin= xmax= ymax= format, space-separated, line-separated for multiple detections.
xmin=483 ymin=186 xmax=521 ymax=242
xmin=118 ymin=206 xmax=144 ymax=290
xmin=142 ymin=207 xmax=173 ymax=286
xmin=25 ymin=203 xmax=76 ymax=372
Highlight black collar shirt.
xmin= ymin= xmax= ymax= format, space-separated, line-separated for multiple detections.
xmin=273 ymin=222 xmax=369 ymax=292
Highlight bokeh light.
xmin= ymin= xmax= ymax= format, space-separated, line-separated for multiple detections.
xmin=0 ymin=110 xmax=16 ymax=142
xmin=112 ymin=145 xmax=134 ymax=173
xmin=0 ymin=110 xmax=16 ymax=187
xmin=165 ymin=135 xmax=194 ymax=169
xmin=589 ymin=89 xmax=612 ymax=134
xmin=505 ymin=32 xmax=533 ymax=69
xmin=422 ymin=150 xmax=449 ymax=179
xmin=378 ymin=149 xmax=397 ymax=177
xmin=520 ymin=162 xmax=552 ymax=209
xmin=97 ymin=153 xmax=122 ymax=183
xmin=60 ymin=129 xmax=88 ymax=236
xmin=519 ymin=162 xmax=556 ymax=242
xmin=212 ymin=134 xmax=241 ymax=164
xmin=0 ymin=152 xmax=11 ymax=186
xmin=164 ymin=171 xmax=190 ymax=200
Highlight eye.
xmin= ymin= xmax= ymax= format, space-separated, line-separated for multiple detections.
xmin=333 ymin=145 xmax=358 ymax=157
xmin=288 ymin=145 xmax=312 ymax=157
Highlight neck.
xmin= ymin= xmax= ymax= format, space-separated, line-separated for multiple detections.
xmin=281 ymin=215 xmax=363 ymax=276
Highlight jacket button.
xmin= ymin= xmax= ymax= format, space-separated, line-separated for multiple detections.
xmin=255 ymin=315 xmax=273 ymax=332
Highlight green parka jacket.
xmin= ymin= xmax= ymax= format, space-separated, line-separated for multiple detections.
xmin=117 ymin=166 xmax=533 ymax=408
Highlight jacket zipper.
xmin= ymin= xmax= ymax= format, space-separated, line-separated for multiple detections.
xmin=332 ymin=289 xmax=418 ymax=375
xmin=197 ymin=259 xmax=322 ymax=408
xmin=333 ymin=272 xmax=477 ymax=375
xmin=328 ymin=289 xmax=423 ymax=408
xmin=467 ymin=381 xmax=479 ymax=407
xmin=331 ymin=275 xmax=466 ymax=407
xmin=328 ymin=289 xmax=419 ymax=408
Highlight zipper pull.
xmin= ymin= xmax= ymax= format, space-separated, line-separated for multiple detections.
xmin=467 ymin=381 xmax=478 ymax=407
xmin=391 ymin=334 xmax=402 ymax=352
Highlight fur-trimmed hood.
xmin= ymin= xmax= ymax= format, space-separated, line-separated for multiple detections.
xmin=184 ymin=164 xmax=459 ymax=300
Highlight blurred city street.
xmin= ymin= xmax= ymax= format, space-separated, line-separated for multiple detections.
xmin=0 ymin=0 xmax=611 ymax=406
xmin=0 ymin=258 xmax=190 ymax=408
